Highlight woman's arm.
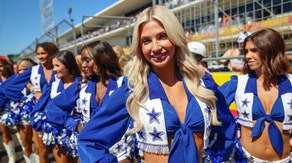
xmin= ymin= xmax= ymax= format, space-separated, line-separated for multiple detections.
xmin=218 ymin=75 xmax=238 ymax=106
xmin=3 ymin=69 xmax=32 ymax=102
xmin=202 ymin=73 xmax=238 ymax=162
xmin=29 ymin=83 xmax=51 ymax=131
xmin=208 ymin=87 xmax=238 ymax=162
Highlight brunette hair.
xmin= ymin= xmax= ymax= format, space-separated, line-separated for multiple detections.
xmin=81 ymin=40 xmax=122 ymax=86
xmin=52 ymin=50 xmax=81 ymax=77
xmin=0 ymin=56 xmax=14 ymax=77
xmin=35 ymin=42 xmax=59 ymax=56
xmin=242 ymin=28 xmax=291 ymax=87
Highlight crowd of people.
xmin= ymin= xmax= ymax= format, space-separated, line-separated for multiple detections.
xmin=0 ymin=5 xmax=292 ymax=163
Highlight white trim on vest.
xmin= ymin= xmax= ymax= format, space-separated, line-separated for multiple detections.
xmin=283 ymin=74 xmax=292 ymax=130
xmin=30 ymin=65 xmax=41 ymax=92
xmin=109 ymin=76 xmax=124 ymax=96
xmin=78 ymin=83 xmax=91 ymax=123
xmin=137 ymin=93 xmax=211 ymax=154
xmin=51 ymin=79 xmax=61 ymax=98
xmin=137 ymin=98 xmax=169 ymax=154
xmin=235 ymin=75 xmax=254 ymax=127
xmin=235 ymin=74 xmax=292 ymax=130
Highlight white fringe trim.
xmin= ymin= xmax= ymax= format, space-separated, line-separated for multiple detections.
xmin=138 ymin=142 xmax=169 ymax=155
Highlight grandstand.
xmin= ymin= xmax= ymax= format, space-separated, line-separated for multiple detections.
xmin=14 ymin=0 xmax=292 ymax=67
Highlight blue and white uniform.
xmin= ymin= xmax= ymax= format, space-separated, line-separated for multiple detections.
xmin=0 ymin=75 xmax=17 ymax=126
xmin=74 ymin=76 xmax=137 ymax=161
xmin=78 ymin=71 xmax=237 ymax=163
xmin=75 ymin=76 xmax=125 ymax=122
xmin=5 ymin=65 xmax=57 ymax=99
xmin=219 ymin=73 xmax=292 ymax=162
xmin=2 ymin=65 xmax=57 ymax=127
xmin=4 ymin=86 xmax=35 ymax=126
xmin=30 ymin=77 xmax=82 ymax=156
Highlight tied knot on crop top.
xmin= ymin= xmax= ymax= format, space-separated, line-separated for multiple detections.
xmin=136 ymin=71 xmax=212 ymax=162
xmin=235 ymin=73 xmax=292 ymax=155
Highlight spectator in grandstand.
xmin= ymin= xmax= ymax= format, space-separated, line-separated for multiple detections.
xmin=78 ymin=5 xmax=237 ymax=163
xmin=245 ymin=12 xmax=253 ymax=24
xmin=188 ymin=41 xmax=210 ymax=73
xmin=75 ymin=40 xmax=136 ymax=163
xmin=219 ymin=28 xmax=292 ymax=162
xmin=220 ymin=30 xmax=251 ymax=71
xmin=222 ymin=14 xmax=232 ymax=27
xmin=3 ymin=42 xmax=59 ymax=163
xmin=0 ymin=56 xmax=15 ymax=163
xmin=31 ymin=50 xmax=82 ymax=163
xmin=218 ymin=15 xmax=223 ymax=27
xmin=232 ymin=11 xmax=241 ymax=25
xmin=112 ymin=45 xmax=131 ymax=70
xmin=185 ymin=27 xmax=194 ymax=37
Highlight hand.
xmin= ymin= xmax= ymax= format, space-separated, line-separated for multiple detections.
xmin=77 ymin=122 xmax=87 ymax=132
xmin=30 ymin=112 xmax=46 ymax=131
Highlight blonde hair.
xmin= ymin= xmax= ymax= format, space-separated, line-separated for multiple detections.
xmin=18 ymin=58 xmax=37 ymax=68
xmin=112 ymin=45 xmax=131 ymax=69
xmin=75 ymin=54 xmax=82 ymax=71
xmin=17 ymin=58 xmax=37 ymax=73
xmin=124 ymin=5 xmax=219 ymax=132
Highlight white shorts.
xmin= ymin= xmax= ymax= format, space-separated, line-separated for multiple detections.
xmin=242 ymin=147 xmax=292 ymax=163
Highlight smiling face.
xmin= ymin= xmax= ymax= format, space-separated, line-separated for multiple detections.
xmin=80 ymin=48 xmax=97 ymax=78
xmin=140 ymin=20 xmax=176 ymax=72
xmin=36 ymin=46 xmax=51 ymax=65
xmin=244 ymin=41 xmax=263 ymax=74
xmin=52 ymin=57 xmax=70 ymax=79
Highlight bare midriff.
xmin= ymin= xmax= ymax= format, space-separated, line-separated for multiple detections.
xmin=240 ymin=121 xmax=290 ymax=161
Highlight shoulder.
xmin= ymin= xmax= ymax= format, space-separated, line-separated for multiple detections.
xmin=201 ymin=73 xmax=218 ymax=91
xmin=31 ymin=65 xmax=40 ymax=70
xmin=219 ymin=75 xmax=239 ymax=90
xmin=118 ymin=75 xmax=128 ymax=85
xmin=230 ymin=74 xmax=239 ymax=80
xmin=75 ymin=76 xmax=83 ymax=82
xmin=285 ymin=73 xmax=292 ymax=79
xmin=30 ymin=65 xmax=40 ymax=74
xmin=224 ymin=75 xmax=240 ymax=86
xmin=117 ymin=75 xmax=128 ymax=83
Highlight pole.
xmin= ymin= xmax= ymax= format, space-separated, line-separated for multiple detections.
xmin=214 ymin=0 xmax=219 ymax=58
xmin=68 ymin=7 xmax=78 ymax=54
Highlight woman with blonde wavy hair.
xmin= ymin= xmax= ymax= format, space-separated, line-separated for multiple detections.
xmin=78 ymin=5 xmax=236 ymax=163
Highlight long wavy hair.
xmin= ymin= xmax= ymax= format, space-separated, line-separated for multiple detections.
xmin=124 ymin=5 xmax=219 ymax=132
xmin=242 ymin=28 xmax=291 ymax=89
xmin=80 ymin=40 xmax=122 ymax=86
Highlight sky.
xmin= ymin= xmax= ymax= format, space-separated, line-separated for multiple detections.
xmin=0 ymin=0 xmax=118 ymax=56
